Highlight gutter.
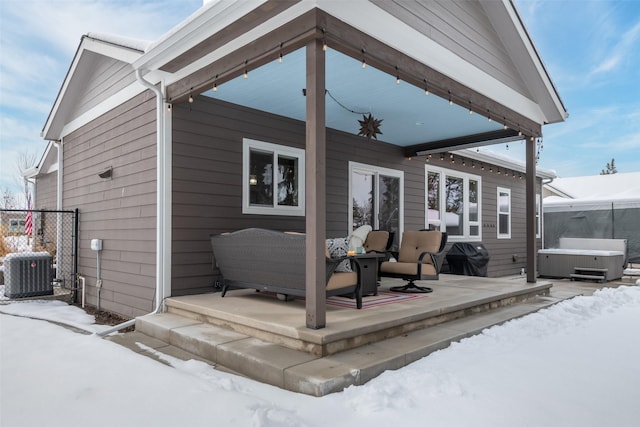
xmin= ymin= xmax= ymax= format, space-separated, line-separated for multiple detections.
xmin=97 ymin=69 xmax=170 ymax=336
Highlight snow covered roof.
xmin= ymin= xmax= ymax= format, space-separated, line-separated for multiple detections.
xmin=544 ymin=172 xmax=640 ymax=211
xmin=86 ymin=32 xmax=152 ymax=53
xmin=545 ymin=172 xmax=640 ymax=200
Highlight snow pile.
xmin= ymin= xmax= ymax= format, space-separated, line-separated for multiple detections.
xmin=1 ymin=286 xmax=640 ymax=427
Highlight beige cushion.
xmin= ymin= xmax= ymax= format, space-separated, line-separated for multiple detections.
xmin=397 ymin=231 xmax=442 ymax=264
xmin=380 ymin=261 xmax=436 ymax=276
xmin=364 ymin=231 xmax=389 ymax=252
xmin=326 ymin=271 xmax=358 ymax=290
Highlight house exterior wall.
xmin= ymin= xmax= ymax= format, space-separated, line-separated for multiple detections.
xmin=62 ymin=90 xmax=157 ymax=318
xmin=171 ymin=97 xmax=538 ymax=296
xmin=35 ymin=172 xmax=57 ymax=210
xmin=425 ymin=154 xmax=543 ymax=277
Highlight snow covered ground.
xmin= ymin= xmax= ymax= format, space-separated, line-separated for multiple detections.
xmin=2 ymin=285 xmax=640 ymax=427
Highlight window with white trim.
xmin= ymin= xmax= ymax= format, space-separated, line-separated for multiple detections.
xmin=497 ymin=187 xmax=511 ymax=239
xmin=349 ymin=162 xmax=403 ymax=249
xmin=426 ymin=165 xmax=481 ymax=240
xmin=242 ymin=138 xmax=305 ymax=216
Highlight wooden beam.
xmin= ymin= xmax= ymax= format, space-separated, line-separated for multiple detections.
xmin=305 ymin=38 xmax=326 ymax=329
xmin=166 ymin=9 xmax=320 ymax=103
xmin=526 ymin=136 xmax=537 ymax=283
xmin=404 ymin=129 xmax=519 ymax=157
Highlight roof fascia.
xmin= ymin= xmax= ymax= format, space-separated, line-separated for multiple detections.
xmin=41 ymin=36 xmax=144 ymax=141
xmin=133 ymin=0 xmax=278 ymax=72
xmin=483 ymin=0 xmax=568 ymax=124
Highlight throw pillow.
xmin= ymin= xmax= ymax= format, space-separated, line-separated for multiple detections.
xmin=326 ymin=237 xmax=352 ymax=272
xmin=348 ymin=224 xmax=372 ymax=251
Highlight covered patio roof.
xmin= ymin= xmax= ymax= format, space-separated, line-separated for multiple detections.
xmin=134 ymin=0 xmax=566 ymax=149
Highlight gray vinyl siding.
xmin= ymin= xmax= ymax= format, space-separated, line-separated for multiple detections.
xmin=69 ymin=52 xmax=138 ymax=123
xmin=172 ymin=97 xmax=539 ymax=294
xmin=426 ymin=154 xmax=543 ymax=277
xmin=35 ymin=172 xmax=57 ymax=210
xmin=371 ymin=0 xmax=530 ymax=98
xmin=62 ymin=90 xmax=157 ymax=318
xmin=171 ymin=97 xmax=422 ymax=295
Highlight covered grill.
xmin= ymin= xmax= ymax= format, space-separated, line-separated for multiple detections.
xmin=446 ymin=243 xmax=490 ymax=277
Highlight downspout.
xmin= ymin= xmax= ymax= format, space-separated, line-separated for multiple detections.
xmin=53 ymin=140 xmax=63 ymax=283
xmin=96 ymin=69 xmax=169 ymax=336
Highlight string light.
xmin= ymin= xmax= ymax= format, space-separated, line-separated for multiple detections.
xmin=166 ymin=103 xmax=172 ymax=112
xmin=361 ymin=49 xmax=366 ymax=69
xmin=469 ymin=101 xmax=473 ymax=115
xmin=188 ymin=93 xmax=194 ymax=103
xmin=448 ymin=91 xmax=453 ymax=106
xmin=244 ymin=60 xmax=248 ymax=79
xmin=213 ymin=82 xmax=217 ymax=92
xmin=487 ymin=111 xmax=492 ymax=122
xmin=440 ymin=153 xmax=445 ymax=161
xmin=278 ymin=43 xmax=283 ymax=63
xmin=503 ymin=118 xmax=508 ymax=130
xmin=321 ymin=28 xmax=328 ymax=51
xmin=424 ymin=79 xmax=429 ymax=96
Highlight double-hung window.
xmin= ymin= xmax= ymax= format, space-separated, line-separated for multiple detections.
xmin=497 ymin=187 xmax=511 ymax=239
xmin=242 ymin=138 xmax=305 ymax=216
xmin=426 ymin=165 xmax=481 ymax=240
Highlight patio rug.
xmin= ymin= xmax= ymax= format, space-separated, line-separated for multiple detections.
xmin=326 ymin=290 xmax=429 ymax=309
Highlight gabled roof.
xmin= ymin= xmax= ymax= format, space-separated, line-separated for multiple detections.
xmin=43 ymin=0 xmax=567 ymax=150
xmin=22 ymin=141 xmax=57 ymax=179
xmin=41 ymin=34 xmax=151 ymax=141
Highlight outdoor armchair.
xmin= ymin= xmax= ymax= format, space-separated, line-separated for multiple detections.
xmin=379 ymin=230 xmax=447 ymax=293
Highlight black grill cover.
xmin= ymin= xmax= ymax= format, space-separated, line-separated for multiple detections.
xmin=446 ymin=242 xmax=490 ymax=276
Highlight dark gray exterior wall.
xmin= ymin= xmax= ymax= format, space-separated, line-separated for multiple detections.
xmin=171 ymin=96 xmax=537 ymax=295
xmin=425 ymin=155 xmax=543 ymax=277
xmin=62 ymin=90 xmax=157 ymax=318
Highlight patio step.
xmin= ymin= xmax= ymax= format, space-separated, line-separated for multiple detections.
xmin=127 ymin=292 xmax=560 ymax=396
xmin=571 ymin=267 xmax=608 ymax=283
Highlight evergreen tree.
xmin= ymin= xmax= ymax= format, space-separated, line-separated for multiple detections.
xmin=600 ymin=158 xmax=618 ymax=175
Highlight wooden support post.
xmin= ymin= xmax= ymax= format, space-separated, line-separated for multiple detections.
xmin=305 ymin=38 xmax=327 ymax=329
xmin=526 ymin=136 xmax=537 ymax=283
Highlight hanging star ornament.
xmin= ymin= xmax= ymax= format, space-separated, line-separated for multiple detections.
xmin=358 ymin=113 xmax=383 ymax=141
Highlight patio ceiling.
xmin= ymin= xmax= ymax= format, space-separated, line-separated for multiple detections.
xmin=201 ymin=47 xmax=514 ymax=150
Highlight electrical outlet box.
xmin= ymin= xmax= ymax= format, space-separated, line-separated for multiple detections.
xmin=91 ymin=239 xmax=103 ymax=251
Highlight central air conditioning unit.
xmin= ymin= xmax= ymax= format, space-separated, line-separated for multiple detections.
xmin=4 ymin=252 xmax=53 ymax=298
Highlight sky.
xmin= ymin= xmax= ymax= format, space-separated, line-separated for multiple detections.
xmin=1 ymin=283 xmax=640 ymax=426
xmin=1 ymin=0 xmax=639 ymax=204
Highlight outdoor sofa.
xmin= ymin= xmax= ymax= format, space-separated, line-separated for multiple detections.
xmin=210 ymin=228 xmax=362 ymax=308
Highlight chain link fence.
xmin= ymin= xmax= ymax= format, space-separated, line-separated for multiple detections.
xmin=0 ymin=209 xmax=78 ymax=303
